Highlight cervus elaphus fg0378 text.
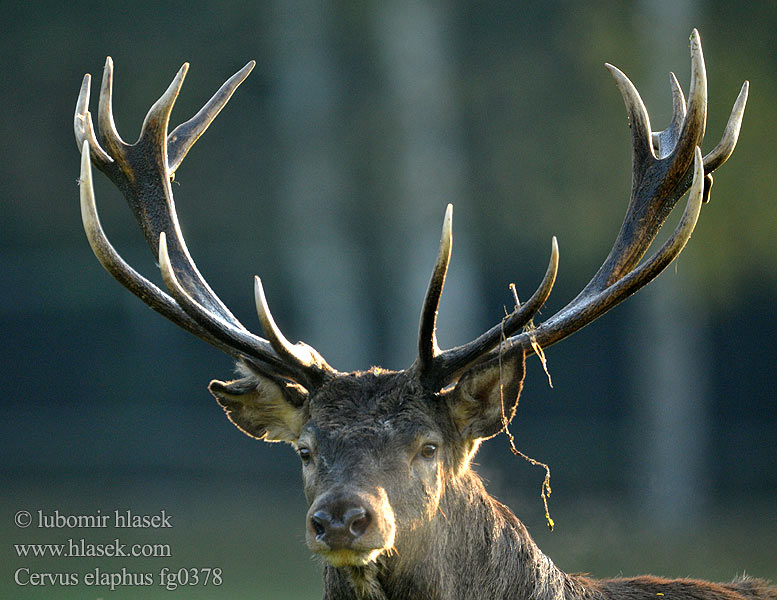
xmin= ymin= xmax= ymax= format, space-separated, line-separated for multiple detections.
xmin=74 ymin=29 xmax=771 ymax=600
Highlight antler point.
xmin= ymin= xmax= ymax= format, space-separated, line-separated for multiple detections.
xmin=158 ymin=231 xmax=169 ymax=262
xmin=176 ymin=62 xmax=190 ymax=82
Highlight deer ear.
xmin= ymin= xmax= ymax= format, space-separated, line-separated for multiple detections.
xmin=209 ymin=373 xmax=309 ymax=443
xmin=447 ymin=346 xmax=526 ymax=440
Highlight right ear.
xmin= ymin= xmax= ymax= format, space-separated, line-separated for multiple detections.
xmin=209 ymin=373 xmax=309 ymax=443
xmin=445 ymin=345 xmax=526 ymax=441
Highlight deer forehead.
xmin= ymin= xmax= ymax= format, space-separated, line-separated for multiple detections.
xmin=303 ymin=372 xmax=447 ymax=445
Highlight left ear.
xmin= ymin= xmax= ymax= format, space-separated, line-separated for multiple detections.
xmin=445 ymin=345 xmax=526 ymax=440
xmin=209 ymin=372 xmax=309 ymax=443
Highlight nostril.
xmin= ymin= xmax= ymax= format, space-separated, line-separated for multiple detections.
xmin=344 ymin=507 xmax=370 ymax=538
xmin=309 ymin=500 xmax=374 ymax=549
xmin=311 ymin=510 xmax=330 ymax=538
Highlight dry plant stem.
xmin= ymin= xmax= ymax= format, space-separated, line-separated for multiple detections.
xmin=511 ymin=283 xmax=553 ymax=388
xmin=499 ymin=312 xmax=555 ymax=531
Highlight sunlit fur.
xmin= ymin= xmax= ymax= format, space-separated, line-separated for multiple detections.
xmin=211 ymin=364 xmax=775 ymax=600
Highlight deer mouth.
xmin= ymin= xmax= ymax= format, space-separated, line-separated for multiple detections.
xmin=316 ymin=547 xmax=388 ymax=568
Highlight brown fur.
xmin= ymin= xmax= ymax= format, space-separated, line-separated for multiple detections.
xmin=209 ymin=356 xmax=775 ymax=600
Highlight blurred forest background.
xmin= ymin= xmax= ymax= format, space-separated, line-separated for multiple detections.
xmin=1 ymin=1 xmax=774 ymax=598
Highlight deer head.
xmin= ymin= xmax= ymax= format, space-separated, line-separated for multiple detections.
xmin=75 ymin=29 xmax=748 ymax=595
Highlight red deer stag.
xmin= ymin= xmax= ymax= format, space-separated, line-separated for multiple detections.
xmin=75 ymin=29 xmax=769 ymax=600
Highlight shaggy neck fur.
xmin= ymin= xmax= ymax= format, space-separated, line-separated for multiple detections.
xmin=321 ymin=472 xmax=776 ymax=600
xmin=322 ymin=470 xmax=590 ymax=600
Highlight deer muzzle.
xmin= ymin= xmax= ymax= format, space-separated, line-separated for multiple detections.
xmin=306 ymin=487 xmax=396 ymax=567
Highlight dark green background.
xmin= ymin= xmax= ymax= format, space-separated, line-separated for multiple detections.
xmin=2 ymin=2 xmax=775 ymax=598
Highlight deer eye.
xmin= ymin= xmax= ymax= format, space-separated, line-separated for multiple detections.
xmin=298 ymin=447 xmax=312 ymax=464
xmin=419 ymin=443 xmax=438 ymax=460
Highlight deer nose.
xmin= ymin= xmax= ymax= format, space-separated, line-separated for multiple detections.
xmin=310 ymin=505 xmax=371 ymax=549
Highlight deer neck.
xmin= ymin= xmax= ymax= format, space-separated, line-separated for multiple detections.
xmin=324 ymin=471 xmax=595 ymax=600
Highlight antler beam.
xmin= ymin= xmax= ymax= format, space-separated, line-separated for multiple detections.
xmin=490 ymin=29 xmax=747 ymax=363
xmin=75 ymin=58 xmax=334 ymax=387
xmin=414 ymin=30 xmax=747 ymax=384
xmin=415 ymin=203 xmax=559 ymax=387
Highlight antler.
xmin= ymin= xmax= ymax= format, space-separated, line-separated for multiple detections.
xmin=76 ymin=30 xmax=746 ymax=393
xmin=415 ymin=204 xmax=558 ymax=388
xmin=416 ymin=29 xmax=747 ymax=386
xmin=75 ymin=58 xmax=334 ymax=388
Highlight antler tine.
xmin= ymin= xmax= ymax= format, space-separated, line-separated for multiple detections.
xmin=157 ymin=234 xmax=319 ymax=384
xmin=254 ymin=277 xmax=332 ymax=382
xmin=97 ymin=57 xmax=129 ymax=156
xmin=703 ymin=80 xmax=749 ymax=172
xmin=168 ymin=60 xmax=256 ymax=174
xmin=605 ymin=62 xmax=654 ymax=163
xmin=672 ymin=78 xmax=749 ymax=207
xmin=74 ymin=74 xmax=112 ymax=166
xmin=414 ymin=203 xmax=559 ymax=387
xmin=417 ymin=204 xmax=453 ymax=376
xmin=138 ymin=61 xmax=189 ymax=150
xmin=668 ymin=72 xmax=687 ymax=132
xmin=423 ymin=237 xmax=559 ymax=386
xmin=666 ymin=29 xmax=707 ymax=184
xmin=652 ymin=73 xmax=686 ymax=158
